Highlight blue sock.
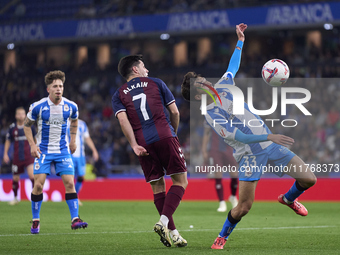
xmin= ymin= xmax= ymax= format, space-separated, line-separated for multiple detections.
xmin=219 ymin=211 xmax=240 ymax=239
xmin=65 ymin=193 xmax=79 ymax=220
xmin=284 ymin=181 xmax=306 ymax=202
xmin=31 ymin=193 xmax=43 ymax=220
xmin=75 ymin=181 xmax=83 ymax=194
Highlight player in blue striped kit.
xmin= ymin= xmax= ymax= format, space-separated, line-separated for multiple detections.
xmin=24 ymin=70 xmax=88 ymax=234
xmin=181 ymin=23 xmax=316 ymax=249
xmin=67 ymin=119 xmax=99 ymax=205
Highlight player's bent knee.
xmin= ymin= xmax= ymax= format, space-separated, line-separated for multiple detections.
xmin=34 ymin=183 xmax=44 ymax=193
xmin=64 ymin=180 xmax=75 ymax=190
xmin=181 ymin=178 xmax=188 ymax=189
xmin=240 ymin=204 xmax=252 ymax=216
xmin=234 ymin=201 xmax=253 ymax=217
xmin=305 ymin=176 xmax=317 ymax=187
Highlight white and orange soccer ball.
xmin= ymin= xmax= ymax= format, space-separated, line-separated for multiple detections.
xmin=262 ymin=59 xmax=290 ymax=86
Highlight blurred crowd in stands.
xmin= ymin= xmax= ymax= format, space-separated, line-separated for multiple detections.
xmin=1 ymin=28 xmax=340 ymax=177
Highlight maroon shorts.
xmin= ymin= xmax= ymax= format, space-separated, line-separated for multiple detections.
xmin=12 ymin=157 xmax=35 ymax=175
xmin=209 ymin=146 xmax=237 ymax=167
xmin=139 ymin=137 xmax=187 ymax=183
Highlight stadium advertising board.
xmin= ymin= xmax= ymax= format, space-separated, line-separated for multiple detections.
xmin=0 ymin=2 xmax=339 ymax=44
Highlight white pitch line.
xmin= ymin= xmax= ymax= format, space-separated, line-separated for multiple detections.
xmin=0 ymin=225 xmax=336 ymax=238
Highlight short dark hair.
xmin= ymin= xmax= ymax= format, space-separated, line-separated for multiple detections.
xmin=118 ymin=55 xmax=143 ymax=80
xmin=15 ymin=107 xmax=25 ymax=113
xmin=45 ymin=70 xmax=65 ymax=86
xmin=181 ymin=71 xmax=200 ymax=101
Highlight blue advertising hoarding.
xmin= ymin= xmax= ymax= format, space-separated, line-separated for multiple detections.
xmin=0 ymin=2 xmax=339 ymax=44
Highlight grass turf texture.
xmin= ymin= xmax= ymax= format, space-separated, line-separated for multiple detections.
xmin=0 ymin=201 xmax=339 ymax=254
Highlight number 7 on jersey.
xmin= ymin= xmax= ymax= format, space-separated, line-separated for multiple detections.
xmin=132 ymin=93 xmax=150 ymax=121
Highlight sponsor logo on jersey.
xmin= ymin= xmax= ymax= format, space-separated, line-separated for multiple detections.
xmin=14 ymin=136 xmax=27 ymax=141
xmin=42 ymin=106 xmax=49 ymax=111
xmin=62 ymin=158 xmax=72 ymax=163
xmin=62 ymin=158 xmax=73 ymax=165
xmin=45 ymin=118 xmax=66 ymax=125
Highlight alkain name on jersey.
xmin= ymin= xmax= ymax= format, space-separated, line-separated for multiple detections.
xmin=123 ymin=82 xmax=148 ymax=94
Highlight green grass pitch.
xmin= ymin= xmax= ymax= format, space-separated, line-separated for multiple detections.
xmin=0 ymin=201 xmax=339 ymax=254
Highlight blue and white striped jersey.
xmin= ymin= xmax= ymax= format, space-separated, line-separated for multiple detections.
xmin=205 ymin=73 xmax=272 ymax=162
xmin=67 ymin=119 xmax=89 ymax=158
xmin=27 ymin=96 xmax=78 ymax=154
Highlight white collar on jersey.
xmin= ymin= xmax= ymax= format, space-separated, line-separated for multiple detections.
xmin=48 ymin=96 xmax=64 ymax=106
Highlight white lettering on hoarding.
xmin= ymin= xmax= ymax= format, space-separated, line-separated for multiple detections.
xmin=0 ymin=24 xmax=45 ymax=42
xmin=266 ymin=3 xmax=333 ymax=24
xmin=76 ymin=18 xmax=134 ymax=37
xmin=168 ymin=11 xmax=229 ymax=31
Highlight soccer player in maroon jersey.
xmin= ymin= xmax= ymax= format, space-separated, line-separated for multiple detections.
xmin=2 ymin=107 xmax=35 ymax=205
xmin=112 ymin=55 xmax=188 ymax=248
xmin=202 ymin=123 xmax=239 ymax=212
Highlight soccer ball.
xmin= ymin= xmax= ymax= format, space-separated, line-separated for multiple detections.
xmin=262 ymin=59 xmax=290 ymax=86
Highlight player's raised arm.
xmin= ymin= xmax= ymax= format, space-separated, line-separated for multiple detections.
xmin=69 ymin=119 xmax=78 ymax=154
xmin=117 ymin=112 xmax=149 ymax=157
xmin=23 ymin=117 xmax=41 ymax=158
xmin=224 ymin=23 xmax=248 ymax=79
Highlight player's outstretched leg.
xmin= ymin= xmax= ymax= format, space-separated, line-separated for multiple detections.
xmin=279 ymin=156 xmax=317 ymax=216
xmin=278 ymin=193 xmax=308 ymax=216
xmin=211 ymin=210 xmax=240 ymax=249
xmin=212 ymin=181 xmax=256 ymax=249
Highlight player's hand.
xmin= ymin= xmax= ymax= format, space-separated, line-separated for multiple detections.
xmin=31 ymin=144 xmax=42 ymax=158
xmin=132 ymin=145 xmax=149 ymax=157
xmin=268 ymin=134 xmax=294 ymax=147
xmin=69 ymin=142 xmax=77 ymax=154
xmin=92 ymin=150 xmax=99 ymax=162
xmin=236 ymin=23 xmax=247 ymax=42
xmin=3 ymin=154 xmax=10 ymax=164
